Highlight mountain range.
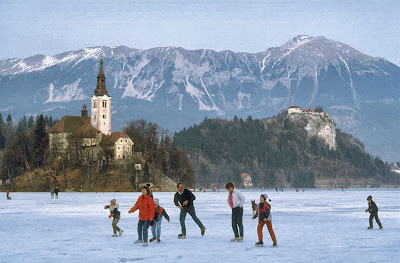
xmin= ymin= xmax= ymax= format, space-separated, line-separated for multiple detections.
xmin=0 ymin=35 xmax=399 ymax=162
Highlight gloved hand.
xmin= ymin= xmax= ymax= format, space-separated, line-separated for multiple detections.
xmin=150 ymin=220 xmax=154 ymax=226
xmin=109 ymin=214 xmax=114 ymax=218
xmin=104 ymin=205 xmax=109 ymax=209
xmin=369 ymin=209 xmax=373 ymax=213
xmin=365 ymin=209 xmax=368 ymax=213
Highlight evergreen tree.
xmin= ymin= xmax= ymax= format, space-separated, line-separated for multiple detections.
xmin=32 ymin=114 xmax=49 ymax=168
xmin=16 ymin=116 xmax=28 ymax=134
xmin=143 ymin=162 xmax=150 ymax=182
xmin=27 ymin=116 xmax=34 ymax=129
xmin=6 ymin=114 xmax=12 ymax=125
xmin=0 ymin=114 xmax=4 ymax=129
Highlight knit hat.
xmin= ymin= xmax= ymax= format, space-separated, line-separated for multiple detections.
xmin=261 ymin=194 xmax=268 ymax=202
xmin=110 ymin=199 xmax=116 ymax=204
xmin=367 ymin=195 xmax=372 ymax=201
xmin=154 ymin=198 xmax=159 ymax=205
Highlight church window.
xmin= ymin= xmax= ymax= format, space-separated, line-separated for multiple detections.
xmin=120 ymin=139 xmax=122 ymax=143
xmin=125 ymin=139 xmax=127 ymax=143
xmin=103 ymin=115 xmax=106 ymax=119
xmin=102 ymin=79 xmax=104 ymax=83
xmin=118 ymin=147 xmax=120 ymax=150
xmin=93 ymin=115 xmax=96 ymax=120
xmin=93 ymin=101 xmax=97 ymax=108
xmin=102 ymin=101 xmax=107 ymax=108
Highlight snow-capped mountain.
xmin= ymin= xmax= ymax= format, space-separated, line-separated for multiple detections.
xmin=0 ymin=36 xmax=399 ymax=161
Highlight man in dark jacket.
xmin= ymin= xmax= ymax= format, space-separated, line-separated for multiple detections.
xmin=365 ymin=195 xmax=383 ymax=230
xmin=174 ymin=183 xmax=205 ymax=238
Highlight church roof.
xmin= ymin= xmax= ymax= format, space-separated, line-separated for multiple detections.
xmin=49 ymin=116 xmax=90 ymax=134
xmin=100 ymin=132 xmax=131 ymax=146
xmin=93 ymin=58 xmax=110 ymax=97
xmin=74 ymin=123 xmax=99 ymax=138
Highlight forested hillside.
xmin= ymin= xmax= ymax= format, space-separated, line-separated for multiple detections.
xmin=173 ymin=112 xmax=397 ymax=188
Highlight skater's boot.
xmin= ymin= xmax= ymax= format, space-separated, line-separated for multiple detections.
xmin=178 ymin=233 xmax=186 ymax=239
xmin=239 ymin=237 xmax=243 ymax=242
xmin=231 ymin=237 xmax=239 ymax=242
xmin=273 ymin=242 xmax=278 ymax=247
xmin=255 ymin=240 xmax=264 ymax=246
xmin=367 ymin=226 xmax=373 ymax=230
xmin=379 ymin=225 xmax=383 ymax=230
xmin=118 ymin=230 xmax=124 ymax=236
xmin=150 ymin=237 xmax=157 ymax=242
xmin=201 ymin=228 xmax=206 ymax=236
xmin=112 ymin=234 xmax=117 ymax=237
xmin=142 ymin=242 xmax=148 ymax=247
xmin=134 ymin=240 xmax=143 ymax=244
xmin=157 ymin=236 xmax=160 ymax=243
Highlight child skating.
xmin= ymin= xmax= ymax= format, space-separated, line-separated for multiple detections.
xmin=365 ymin=195 xmax=383 ymax=230
xmin=104 ymin=199 xmax=123 ymax=237
xmin=149 ymin=198 xmax=170 ymax=243
xmin=129 ymin=186 xmax=155 ymax=246
xmin=252 ymin=194 xmax=277 ymax=247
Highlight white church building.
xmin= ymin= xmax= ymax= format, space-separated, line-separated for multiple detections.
xmin=49 ymin=58 xmax=133 ymax=161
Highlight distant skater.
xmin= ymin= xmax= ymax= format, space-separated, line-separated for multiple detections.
xmin=174 ymin=183 xmax=206 ymax=239
xmin=129 ymin=186 xmax=155 ymax=246
xmin=54 ymin=187 xmax=59 ymax=199
xmin=105 ymin=199 xmax=123 ymax=237
xmin=6 ymin=189 xmax=10 ymax=199
xmin=50 ymin=189 xmax=54 ymax=199
xmin=226 ymin=182 xmax=245 ymax=242
xmin=365 ymin=195 xmax=383 ymax=230
xmin=150 ymin=198 xmax=170 ymax=243
xmin=252 ymin=194 xmax=277 ymax=247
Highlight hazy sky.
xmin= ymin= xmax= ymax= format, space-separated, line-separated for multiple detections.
xmin=1 ymin=0 xmax=399 ymax=65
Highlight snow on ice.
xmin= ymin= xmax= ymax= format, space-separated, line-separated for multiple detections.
xmin=1 ymin=189 xmax=399 ymax=263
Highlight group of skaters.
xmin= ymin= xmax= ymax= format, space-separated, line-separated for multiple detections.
xmin=104 ymin=182 xmax=278 ymax=247
xmin=50 ymin=187 xmax=59 ymax=199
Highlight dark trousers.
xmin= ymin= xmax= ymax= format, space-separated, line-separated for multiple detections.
xmin=137 ymin=220 xmax=150 ymax=242
xmin=180 ymin=206 xmax=204 ymax=234
xmin=232 ymin=206 xmax=244 ymax=238
xmin=369 ymin=213 xmax=382 ymax=227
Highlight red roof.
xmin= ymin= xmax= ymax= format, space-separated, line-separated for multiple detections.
xmin=100 ymin=132 xmax=130 ymax=146
xmin=49 ymin=116 xmax=90 ymax=133
xmin=241 ymin=173 xmax=251 ymax=179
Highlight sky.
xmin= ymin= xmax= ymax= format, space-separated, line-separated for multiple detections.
xmin=1 ymin=0 xmax=400 ymax=65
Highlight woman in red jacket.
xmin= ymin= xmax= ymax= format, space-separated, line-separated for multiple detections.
xmin=129 ymin=186 xmax=155 ymax=246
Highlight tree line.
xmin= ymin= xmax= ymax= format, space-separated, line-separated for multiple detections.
xmin=173 ymin=112 xmax=398 ymax=188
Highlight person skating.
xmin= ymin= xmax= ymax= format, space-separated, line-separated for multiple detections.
xmin=129 ymin=186 xmax=155 ymax=246
xmin=50 ymin=189 xmax=54 ymax=199
xmin=252 ymin=194 xmax=277 ymax=247
xmin=149 ymin=198 xmax=170 ymax=243
xmin=174 ymin=183 xmax=206 ymax=238
xmin=104 ymin=199 xmax=123 ymax=237
xmin=6 ymin=189 xmax=10 ymax=199
xmin=226 ymin=182 xmax=245 ymax=242
xmin=365 ymin=195 xmax=383 ymax=230
xmin=54 ymin=187 xmax=59 ymax=199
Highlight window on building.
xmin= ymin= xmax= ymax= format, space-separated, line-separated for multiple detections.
xmin=102 ymin=100 xmax=107 ymax=108
xmin=118 ymin=147 xmax=120 ymax=150
xmin=93 ymin=101 xmax=97 ymax=108
xmin=102 ymin=79 xmax=104 ymax=83
xmin=103 ymin=115 xmax=106 ymax=119
xmin=120 ymin=139 xmax=122 ymax=143
xmin=93 ymin=115 xmax=96 ymax=120
xmin=125 ymin=139 xmax=127 ymax=143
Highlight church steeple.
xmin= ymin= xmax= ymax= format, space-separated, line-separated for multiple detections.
xmin=94 ymin=57 xmax=109 ymax=96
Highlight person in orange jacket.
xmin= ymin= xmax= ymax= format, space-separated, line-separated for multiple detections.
xmin=128 ymin=186 xmax=155 ymax=246
xmin=6 ymin=189 xmax=10 ymax=199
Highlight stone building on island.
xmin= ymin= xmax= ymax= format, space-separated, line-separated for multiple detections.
xmin=48 ymin=58 xmax=133 ymax=163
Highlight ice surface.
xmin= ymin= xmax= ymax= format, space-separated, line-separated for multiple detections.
xmin=1 ymin=189 xmax=399 ymax=263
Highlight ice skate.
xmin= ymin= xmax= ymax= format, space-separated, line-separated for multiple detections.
xmin=239 ymin=237 xmax=243 ymax=242
xmin=273 ymin=242 xmax=278 ymax=247
xmin=112 ymin=234 xmax=117 ymax=237
xmin=142 ymin=242 xmax=148 ymax=247
xmin=134 ymin=240 xmax=143 ymax=244
xmin=201 ymin=228 xmax=206 ymax=236
xmin=255 ymin=240 xmax=264 ymax=247
xmin=150 ymin=237 xmax=157 ymax=242
xmin=178 ymin=233 xmax=186 ymax=239
xmin=231 ymin=237 xmax=240 ymax=242
xmin=379 ymin=226 xmax=383 ymax=230
xmin=157 ymin=237 xmax=161 ymax=243
xmin=118 ymin=230 xmax=123 ymax=236
xmin=367 ymin=226 xmax=373 ymax=230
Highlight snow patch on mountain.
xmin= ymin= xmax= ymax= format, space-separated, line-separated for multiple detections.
xmin=44 ymin=79 xmax=86 ymax=103
xmin=237 ymin=92 xmax=251 ymax=110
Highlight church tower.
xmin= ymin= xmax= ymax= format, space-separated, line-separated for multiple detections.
xmin=91 ymin=58 xmax=111 ymax=135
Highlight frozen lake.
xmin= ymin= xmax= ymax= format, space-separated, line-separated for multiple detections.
xmin=1 ymin=189 xmax=399 ymax=263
